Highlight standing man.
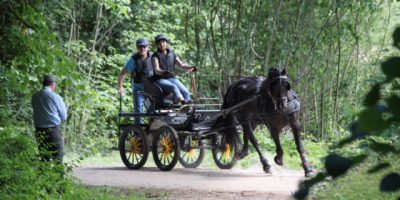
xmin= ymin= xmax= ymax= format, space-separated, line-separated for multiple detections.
xmin=152 ymin=34 xmax=197 ymax=104
xmin=32 ymin=75 xmax=67 ymax=164
xmin=118 ymin=38 xmax=154 ymax=124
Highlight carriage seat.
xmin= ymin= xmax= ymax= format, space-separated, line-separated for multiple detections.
xmin=143 ymin=77 xmax=175 ymax=108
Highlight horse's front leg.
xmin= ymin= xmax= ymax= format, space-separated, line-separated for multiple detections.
xmin=290 ymin=117 xmax=313 ymax=177
xmin=242 ymin=122 xmax=271 ymax=173
xmin=269 ymin=126 xmax=284 ymax=166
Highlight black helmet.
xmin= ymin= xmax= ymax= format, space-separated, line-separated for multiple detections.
xmin=155 ymin=34 xmax=170 ymax=44
xmin=136 ymin=38 xmax=149 ymax=46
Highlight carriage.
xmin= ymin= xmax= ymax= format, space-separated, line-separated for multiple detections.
xmin=118 ymin=77 xmax=242 ymax=171
xmin=118 ymin=68 xmax=313 ymax=177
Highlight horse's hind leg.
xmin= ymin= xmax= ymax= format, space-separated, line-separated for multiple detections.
xmin=291 ymin=118 xmax=313 ymax=177
xmin=238 ymin=128 xmax=249 ymax=159
xmin=269 ymin=126 xmax=284 ymax=166
xmin=242 ymin=122 xmax=271 ymax=173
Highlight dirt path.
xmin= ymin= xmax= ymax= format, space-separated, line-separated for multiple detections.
xmin=73 ymin=163 xmax=304 ymax=200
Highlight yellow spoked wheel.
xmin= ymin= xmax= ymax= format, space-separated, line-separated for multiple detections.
xmin=152 ymin=125 xmax=180 ymax=171
xmin=179 ymin=138 xmax=205 ymax=168
xmin=119 ymin=125 xmax=148 ymax=169
xmin=212 ymin=133 xmax=238 ymax=169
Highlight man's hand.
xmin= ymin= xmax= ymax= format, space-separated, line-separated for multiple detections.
xmin=118 ymin=87 xmax=123 ymax=96
xmin=189 ymin=66 xmax=198 ymax=72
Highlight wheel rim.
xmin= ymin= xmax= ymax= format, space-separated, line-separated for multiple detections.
xmin=157 ymin=131 xmax=176 ymax=165
xmin=119 ymin=125 xmax=148 ymax=169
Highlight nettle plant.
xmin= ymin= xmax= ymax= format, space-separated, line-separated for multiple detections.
xmin=295 ymin=27 xmax=400 ymax=200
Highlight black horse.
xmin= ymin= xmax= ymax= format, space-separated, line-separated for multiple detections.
xmin=213 ymin=67 xmax=312 ymax=177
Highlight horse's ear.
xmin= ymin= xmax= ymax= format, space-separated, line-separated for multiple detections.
xmin=282 ymin=67 xmax=287 ymax=75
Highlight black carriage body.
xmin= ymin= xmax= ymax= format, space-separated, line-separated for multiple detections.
xmin=119 ymin=108 xmax=220 ymax=134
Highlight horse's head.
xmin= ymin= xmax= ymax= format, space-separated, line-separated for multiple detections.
xmin=265 ymin=67 xmax=291 ymax=111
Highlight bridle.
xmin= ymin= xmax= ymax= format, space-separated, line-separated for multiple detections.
xmin=266 ymin=75 xmax=291 ymax=110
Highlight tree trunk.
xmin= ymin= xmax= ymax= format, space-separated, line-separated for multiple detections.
xmin=333 ymin=0 xmax=341 ymax=132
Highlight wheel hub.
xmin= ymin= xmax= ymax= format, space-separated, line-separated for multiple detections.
xmin=129 ymin=137 xmax=142 ymax=154
xmin=160 ymin=135 xmax=173 ymax=156
xmin=222 ymin=144 xmax=231 ymax=161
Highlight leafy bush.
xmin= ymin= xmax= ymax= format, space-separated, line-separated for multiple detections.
xmin=0 ymin=127 xmax=145 ymax=200
xmin=295 ymin=27 xmax=400 ymax=200
xmin=0 ymin=127 xmax=70 ymax=199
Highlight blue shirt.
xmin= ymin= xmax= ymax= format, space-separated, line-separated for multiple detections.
xmin=32 ymin=87 xmax=67 ymax=128
xmin=125 ymin=56 xmax=144 ymax=91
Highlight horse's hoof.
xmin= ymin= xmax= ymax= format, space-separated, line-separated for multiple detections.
xmin=274 ymin=155 xmax=283 ymax=166
xmin=304 ymin=169 xmax=315 ymax=177
xmin=260 ymin=157 xmax=271 ymax=173
xmin=263 ymin=164 xmax=272 ymax=174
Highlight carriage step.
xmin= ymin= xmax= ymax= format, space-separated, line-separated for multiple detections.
xmin=192 ymin=125 xmax=211 ymax=131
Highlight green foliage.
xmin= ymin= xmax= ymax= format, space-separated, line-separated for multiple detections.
xmin=295 ymin=26 xmax=400 ymax=200
xmin=1 ymin=0 xmax=398 ymax=156
xmin=308 ymin=155 xmax=400 ymax=200
xmin=0 ymin=127 xmax=146 ymax=200
xmin=0 ymin=127 xmax=67 ymax=199
xmin=1 ymin=0 xmax=400 ymax=197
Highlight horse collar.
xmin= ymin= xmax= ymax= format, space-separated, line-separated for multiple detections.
xmin=259 ymin=99 xmax=301 ymax=118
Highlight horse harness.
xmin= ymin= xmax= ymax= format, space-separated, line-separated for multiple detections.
xmin=203 ymin=76 xmax=300 ymax=134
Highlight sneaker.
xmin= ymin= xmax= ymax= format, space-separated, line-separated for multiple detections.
xmin=177 ymin=97 xmax=185 ymax=104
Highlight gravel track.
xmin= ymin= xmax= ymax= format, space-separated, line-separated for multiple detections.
xmin=73 ymin=163 xmax=304 ymax=200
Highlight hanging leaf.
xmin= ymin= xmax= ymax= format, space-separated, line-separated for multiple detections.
xmin=380 ymin=173 xmax=400 ymax=192
xmin=367 ymin=163 xmax=390 ymax=174
xmin=325 ymin=154 xmax=367 ymax=179
xmin=381 ymin=57 xmax=400 ymax=81
xmin=370 ymin=141 xmax=397 ymax=154
xmin=358 ymin=107 xmax=388 ymax=133
xmin=338 ymin=122 xmax=366 ymax=147
xmin=387 ymin=95 xmax=400 ymax=122
xmin=325 ymin=154 xmax=353 ymax=179
xmin=294 ymin=172 xmax=328 ymax=200
xmin=364 ymin=84 xmax=381 ymax=106
xmin=393 ymin=26 xmax=400 ymax=50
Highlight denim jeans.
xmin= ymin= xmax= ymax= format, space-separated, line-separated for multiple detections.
xmin=155 ymin=77 xmax=191 ymax=102
xmin=133 ymin=89 xmax=145 ymax=124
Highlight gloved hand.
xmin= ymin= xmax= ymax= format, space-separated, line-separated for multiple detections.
xmin=190 ymin=66 xmax=198 ymax=72
xmin=163 ymin=70 xmax=176 ymax=77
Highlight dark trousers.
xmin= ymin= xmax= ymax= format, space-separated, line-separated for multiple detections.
xmin=35 ymin=125 xmax=64 ymax=164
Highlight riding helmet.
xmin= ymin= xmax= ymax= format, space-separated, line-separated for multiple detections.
xmin=155 ymin=34 xmax=170 ymax=44
xmin=136 ymin=38 xmax=149 ymax=46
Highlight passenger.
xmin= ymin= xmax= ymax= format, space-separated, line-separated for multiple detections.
xmin=118 ymin=38 xmax=154 ymax=124
xmin=152 ymin=34 xmax=197 ymax=104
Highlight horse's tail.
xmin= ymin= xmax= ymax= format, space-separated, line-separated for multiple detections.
xmin=211 ymin=113 xmax=236 ymax=144
xmin=212 ymin=82 xmax=235 ymax=130
xmin=212 ymin=78 xmax=245 ymax=142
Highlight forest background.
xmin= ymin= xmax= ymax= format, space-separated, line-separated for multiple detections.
xmin=0 ymin=0 xmax=399 ymax=199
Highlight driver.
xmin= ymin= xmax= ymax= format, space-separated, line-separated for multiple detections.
xmin=118 ymin=38 xmax=153 ymax=124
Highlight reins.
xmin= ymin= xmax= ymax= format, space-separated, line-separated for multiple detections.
xmin=203 ymin=74 xmax=299 ymax=134
xmin=203 ymin=96 xmax=300 ymax=135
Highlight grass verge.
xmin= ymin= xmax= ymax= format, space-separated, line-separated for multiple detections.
xmin=308 ymin=153 xmax=400 ymax=200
